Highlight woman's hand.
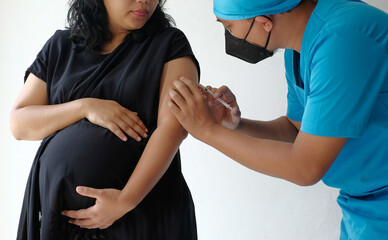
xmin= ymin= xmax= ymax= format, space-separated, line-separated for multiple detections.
xmin=81 ymin=98 xmax=148 ymax=141
xmin=168 ymin=77 xmax=219 ymax=140
xmin=62 ymin=187 xmax=134 ymax=229
xmin=204 ymin=85 xmax=241 ymax=130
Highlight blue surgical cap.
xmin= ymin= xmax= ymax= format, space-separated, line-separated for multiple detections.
xmin=214 ymin=0 xmax=302 ymax=20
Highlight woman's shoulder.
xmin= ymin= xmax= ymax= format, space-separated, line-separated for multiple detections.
xmin=33 ymin=30 xmax=76 ymax=70
xmin=160 ymin=27 xmax=185 ymax=35
xmin=52 ymin=29 xmax=70 ymax=37
xmin=46 ymin=29 xmax=71 ymax=44
xmin=39 ymin=30 xmax=72 ymax=54
xmin=33 ymin=30 xmax=72 ymax=58
xmin=41 ymin=30 xmax=72 ymax=50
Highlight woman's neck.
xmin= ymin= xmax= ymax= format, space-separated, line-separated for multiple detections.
xmin=99 ymin=27 xmax=130 ymax=54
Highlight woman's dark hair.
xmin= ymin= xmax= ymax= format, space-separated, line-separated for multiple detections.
xmin=67 ymin=0 xmax=175 ymax=51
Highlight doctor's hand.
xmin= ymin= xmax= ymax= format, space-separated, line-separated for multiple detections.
xmin=62 ymin=186 xmax=134 ymax=230
xmin=168 ymin=77 xmax=219 ymax=140
xmin=204 ymin=85 xmax=241 ymax=130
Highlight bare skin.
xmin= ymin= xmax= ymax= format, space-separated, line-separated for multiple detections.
xmin=168 ymin=1 xmax=348 ymax=186
xmin=11 ymin=0 xmax=198 ymax=230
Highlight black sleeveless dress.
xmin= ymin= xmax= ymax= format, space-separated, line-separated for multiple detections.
xmin=17 ymin=28 xmax=199 ymax=240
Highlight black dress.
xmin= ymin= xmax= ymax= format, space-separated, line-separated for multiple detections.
xmin=17 ymin=28 xmax=199 ymax=240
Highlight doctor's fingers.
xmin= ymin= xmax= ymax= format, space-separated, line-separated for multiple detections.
xmin=178 ymin=77 xmax=204 ymax=100
xmin=169 ymin=88 xmax=188 ymax=109
xmin=214 ymin=85 xmax=236 ymax=101
xmin=204 ymin=86 xmax=220 ymax=105
xmin=171 ymin=81 xmax=197 ymax=106
xmin=205 ymin=85 xmax=216 ymax=92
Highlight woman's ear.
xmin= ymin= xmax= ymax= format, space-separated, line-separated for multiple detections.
xmin=255 ymin=16 xmax=273 ymax=33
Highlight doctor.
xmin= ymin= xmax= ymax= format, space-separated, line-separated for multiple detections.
xmin=168 ymin=0 xmax=388 ymax=239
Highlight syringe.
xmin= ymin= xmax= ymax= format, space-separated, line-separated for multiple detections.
xmin=204 ymin=87 xmax=233 ymax=110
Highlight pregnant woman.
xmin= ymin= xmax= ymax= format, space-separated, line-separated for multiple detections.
xmin=11 ymin=0 xmax=199 ymax=239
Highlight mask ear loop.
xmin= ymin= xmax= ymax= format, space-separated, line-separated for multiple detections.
xmin=262 ymin=16 xmax=272 ymax=49
xmin=243 ymin=18 xmax=256 ymax=41
xmin=264 ymin=31 xmax=271 ymax=49
xmin=244 ymin=16 xmax=272 ymax=49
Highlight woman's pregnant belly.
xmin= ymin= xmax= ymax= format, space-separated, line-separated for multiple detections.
xmin=39 ymin=119 xmax=146 ymax=212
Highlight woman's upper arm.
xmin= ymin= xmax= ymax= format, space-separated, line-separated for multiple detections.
xmin=157 ymin=56 xmax=199 ymax=127
xmin=12 ymin=73 xmax=48 ymax=110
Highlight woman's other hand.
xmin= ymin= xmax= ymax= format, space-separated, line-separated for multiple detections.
xmin=62 ymin=187 xmax=134 ymax=229
xmin=203 ymin=85 xmax=241 ymax=130
xmin=81 ymin=98 xmax=148 ymax=141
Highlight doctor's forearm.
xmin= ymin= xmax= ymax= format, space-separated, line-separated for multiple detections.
xmin=236 ymin=116 xmax=298 ymax=143
xmin=202 ymin=124 xmax=316 ymax=186
xmin=120 ymin=122 xmax=186 ymax=208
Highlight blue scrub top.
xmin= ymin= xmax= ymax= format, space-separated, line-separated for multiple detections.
xmin=284 ymin=0 xmax=388 ymax=238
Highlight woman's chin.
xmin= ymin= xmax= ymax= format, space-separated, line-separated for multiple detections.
xmin=124 ymin=18 xmax=150 ymax=30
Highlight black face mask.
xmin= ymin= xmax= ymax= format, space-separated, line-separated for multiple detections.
xmin=225 ymin=17 xmax=273 ymax=64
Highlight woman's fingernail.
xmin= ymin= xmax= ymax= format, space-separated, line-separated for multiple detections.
xmin=123 ymin=136 xmax=127 ymax=141
xmin=180 ymin=77 xmax=184 ymax=80
xmin=137 ymin=137 xmax=141 ymax=141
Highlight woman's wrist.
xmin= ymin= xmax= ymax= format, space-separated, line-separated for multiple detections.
xmin=118 ymin=190 xmax=138 ymax=213
xmin=76 ymin=98 xmax=91 ymax=119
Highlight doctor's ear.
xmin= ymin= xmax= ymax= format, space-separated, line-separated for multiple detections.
xmin=255 ymin=16 xmax=273 ymax=33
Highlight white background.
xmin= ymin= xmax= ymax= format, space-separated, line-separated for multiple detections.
xmin=0 ymin=0 xmax=386 ymax=239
